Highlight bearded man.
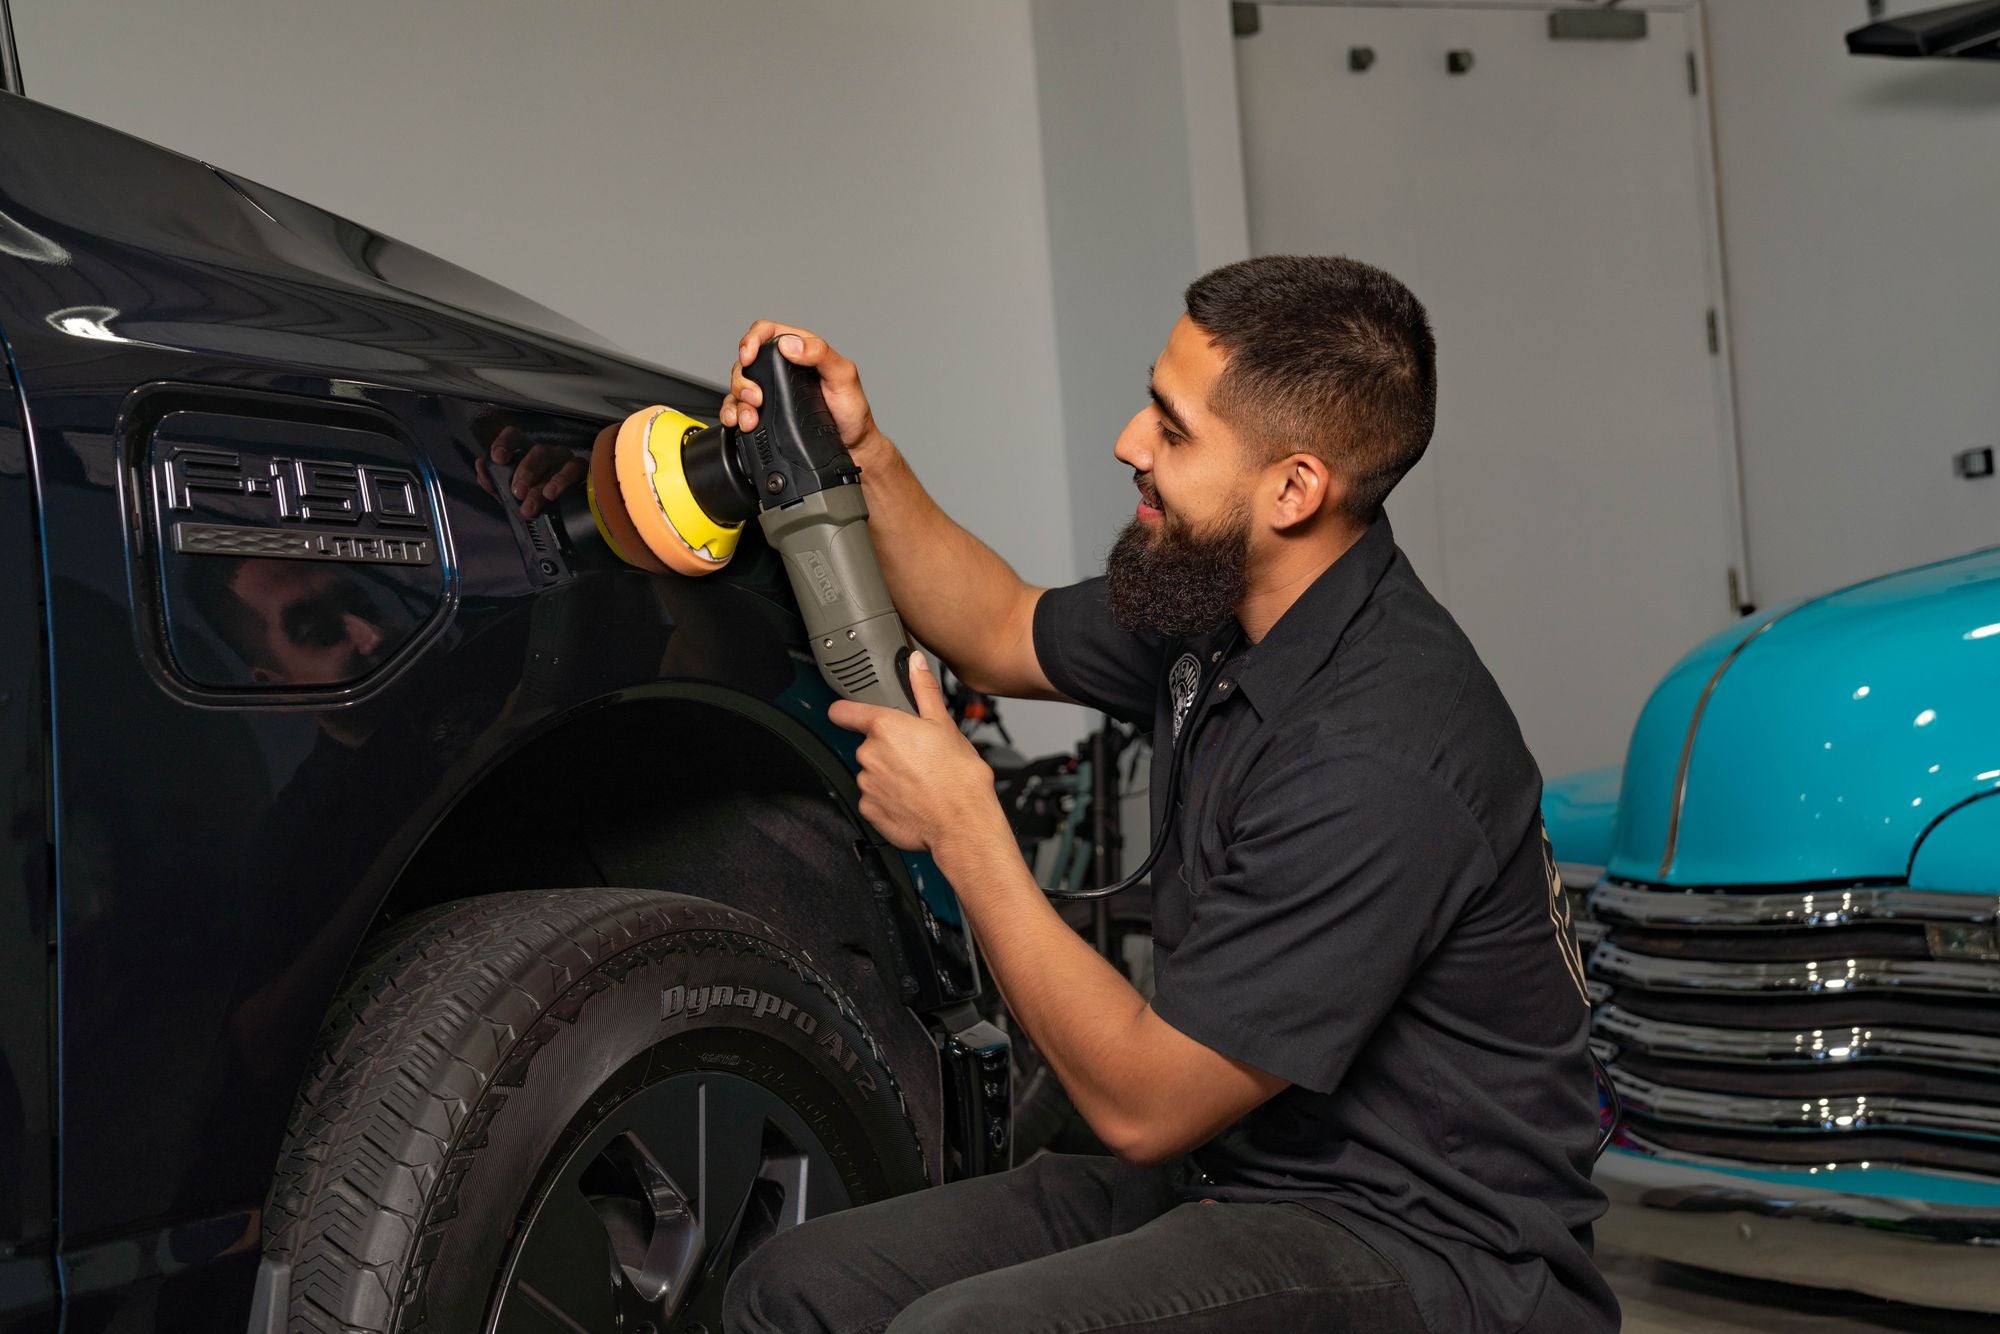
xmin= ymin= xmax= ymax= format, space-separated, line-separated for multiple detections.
xmin=721 ymin=256 xmax=1616 ymax=1334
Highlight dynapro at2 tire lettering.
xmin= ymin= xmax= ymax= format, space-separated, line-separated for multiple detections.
xmin=662 ymin=983 xmax=877 ymax=1091
xmin=262 ymin=890 xmax=925 ymax=1333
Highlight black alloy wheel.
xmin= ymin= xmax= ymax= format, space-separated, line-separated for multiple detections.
xmin=264 ymin=890 xmax=926 ymax=1334
xmin=493 ymin=1067 xmax=849 ymax=1332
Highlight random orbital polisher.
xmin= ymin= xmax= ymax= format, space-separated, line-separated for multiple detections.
xmin=587 ymin=338 xmax=920 ymax=713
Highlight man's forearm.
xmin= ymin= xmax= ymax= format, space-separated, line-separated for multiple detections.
xmin=854 ymin=433 xmax=1053 ymax=698
xmin=932 ymin=814 xmax=1171 ymax=1157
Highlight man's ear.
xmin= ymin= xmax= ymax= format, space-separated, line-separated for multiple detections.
xmin=1269 ymin=452 xmax=1337 ymax=533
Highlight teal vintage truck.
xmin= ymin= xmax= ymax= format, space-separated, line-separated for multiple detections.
xmin=1546 ymin=545 xmax=2000 ymax=1311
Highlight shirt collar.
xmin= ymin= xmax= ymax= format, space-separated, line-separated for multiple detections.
xmin=1227 ymin=513 xmax=1398 ymax=718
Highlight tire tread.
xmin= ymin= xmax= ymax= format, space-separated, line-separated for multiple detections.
xmin=263 ymin=889 xmax=919 ymax=1334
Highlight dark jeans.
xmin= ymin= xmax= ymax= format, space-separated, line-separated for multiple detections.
xmin=723 ymin=1152 xmax=1430 ymax=1333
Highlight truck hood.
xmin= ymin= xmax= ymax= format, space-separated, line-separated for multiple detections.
xmin=1608 ymin=545 xmax=2000 ymax=885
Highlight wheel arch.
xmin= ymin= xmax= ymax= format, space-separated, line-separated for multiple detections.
xmin=372 ymin=682 xmax=950 ymax=1183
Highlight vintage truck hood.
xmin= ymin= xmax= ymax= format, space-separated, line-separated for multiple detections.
xmin=1606 ymin=545 xmax=2000 ymax=886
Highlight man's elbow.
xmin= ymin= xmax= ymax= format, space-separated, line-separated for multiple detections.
xmin=1110 ymin=1139 xmax=1185 ymax=1168
xmin=1099 ymin=1116 xmax=1201 ymax=1167
xmin=950 ymin=663 xmax=1010 ymax=698
xmin=955 ymin=588 xmax=1052 ymax=700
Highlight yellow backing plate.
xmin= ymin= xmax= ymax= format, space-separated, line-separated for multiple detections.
xmin=612 ymin=406 xmax=744 ymax=577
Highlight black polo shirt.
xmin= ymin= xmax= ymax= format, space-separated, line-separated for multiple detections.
xmin=1031 ymin=516 xmax=1615 ymax=1334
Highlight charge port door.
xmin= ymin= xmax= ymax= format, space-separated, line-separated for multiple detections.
xmin=138 ymin=401 xmax=450 ymax=697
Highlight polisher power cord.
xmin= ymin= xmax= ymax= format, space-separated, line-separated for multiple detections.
xmin=1043 ymin=699 xmax=1197 ymax=903
xmin=1590 ymin=1047 xmax=1621 ymax=1161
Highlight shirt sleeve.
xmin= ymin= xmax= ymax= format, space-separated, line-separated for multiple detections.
xmin=1031 ymin=577 xmax=1162 ymax=728
xmin=1150 ymin=736 xmax=1496 ymax=1094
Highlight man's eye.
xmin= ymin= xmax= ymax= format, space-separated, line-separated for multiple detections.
xmin=1155 ymin=422 xmax=1183 ymax=447
xmin=289 ymin=613 xmax=344 ymax=649
xmin=283 ymin=600 xmax=346 ymax=648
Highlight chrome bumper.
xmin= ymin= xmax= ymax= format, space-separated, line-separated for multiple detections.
xmin=1595 ymin=1148 xmax=2000 ymax=1312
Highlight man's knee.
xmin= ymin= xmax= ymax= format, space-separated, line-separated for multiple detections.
xmin=884 ymin=1279 xmax=1034 ymax=1334
xmin=722 ymin=1225 xmax=824 ymax=1334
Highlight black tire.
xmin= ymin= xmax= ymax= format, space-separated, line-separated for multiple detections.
xmin=263 ymin=889 xmax=926 ymax=1333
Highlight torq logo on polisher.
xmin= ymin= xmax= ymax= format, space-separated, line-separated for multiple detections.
xmin=587 ymin=339 xmax=920 ymax=713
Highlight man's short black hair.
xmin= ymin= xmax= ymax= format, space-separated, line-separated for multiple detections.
xmin=1184 ymin=255 xmax=1436 ymax=521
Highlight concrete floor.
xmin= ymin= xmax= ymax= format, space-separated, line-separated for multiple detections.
xmin=1601 ymin=1245 xmax=1995 ymax=1333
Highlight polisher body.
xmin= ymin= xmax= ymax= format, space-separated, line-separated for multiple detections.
xmin=763 ymin=484 xmax=916 ymax=712
xmin=596 ymin=340 xmax=918 ymax=713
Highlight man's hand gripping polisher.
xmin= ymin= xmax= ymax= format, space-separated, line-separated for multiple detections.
xmin=588 ymin=339 xmax=920 ymax=713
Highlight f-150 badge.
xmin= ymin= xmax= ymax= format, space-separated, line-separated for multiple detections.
xmin=143 ymin=407 xmax=450 ymax=692
xmin=162 ymin=446 xmax=436 ymax=566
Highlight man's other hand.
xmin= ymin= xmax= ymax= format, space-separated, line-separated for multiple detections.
xmin=828 ymin=653 xmax=1000 ymax=854
xmin=475 ymin=425 xmax=586 ymax=519
xmin=721 ymin=321 xmax=889 ymax=468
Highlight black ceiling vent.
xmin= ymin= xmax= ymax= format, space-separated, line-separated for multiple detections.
xmin=1848 ymin=1 xmax=2000 ymax=59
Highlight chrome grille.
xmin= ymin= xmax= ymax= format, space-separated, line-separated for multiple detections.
xmin=1574 ymin=870 xmax=2000 ymax=1176
xmin=1595 ymin=1002 xmax=2000 ymax=1074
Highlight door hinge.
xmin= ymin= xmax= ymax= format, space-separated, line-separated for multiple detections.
xmin=1687 ymin=51 xmax=1700 ymax=97
xmin=1232 ymin=3 xmax=1259 ymax=39
xmin=1706 ymin=309 xmax=1720 ymax=355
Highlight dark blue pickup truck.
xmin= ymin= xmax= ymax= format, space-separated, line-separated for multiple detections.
xmin=0 ymin=85 xmax=1008 ymax=1334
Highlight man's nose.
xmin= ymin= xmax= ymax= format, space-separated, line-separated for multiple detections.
xmin=1113 ymin=410 xmax=1154 ymax=472
xmin=344 ymin=613 xmax=386 ymax=658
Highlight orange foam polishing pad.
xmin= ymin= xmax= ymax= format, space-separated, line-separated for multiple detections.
xmin=586 ymin=420 xmax=670 ymax=574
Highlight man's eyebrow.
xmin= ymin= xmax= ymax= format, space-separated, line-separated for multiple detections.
xmin=1147 ymin=365 xmax=1194 ymax=437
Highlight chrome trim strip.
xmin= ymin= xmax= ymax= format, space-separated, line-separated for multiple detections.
xmin=1596 ymin=1004 xmax=2000 ymax=1073
xmin=1592 ymin=881 xmax=2000 ymax=930
xmin=1573 ymin=919 xmax=1611 ymax=949
xmin=1612 ymin=1068 xmax=2000 ymax=1138
xmin=1557 ymin=861 xmax=1604 ymax=894
xmin=1594 ymin=1151 xmax=2000 ymax=1308
xmin=1660 ymin=611 xmax=1791 ymax=879
xmin=1592 ymin=941 xmax=2000 ymax=997
xmin=1616 ymin=1128 xmax=2000 ymax=1197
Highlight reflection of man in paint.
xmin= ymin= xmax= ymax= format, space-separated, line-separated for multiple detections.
xmin=185 ymin=556 xmax=390 ymax=688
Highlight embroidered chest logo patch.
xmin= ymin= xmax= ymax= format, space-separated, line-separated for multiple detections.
xmin=1168 ymin=652 xmax=1202 ymax=741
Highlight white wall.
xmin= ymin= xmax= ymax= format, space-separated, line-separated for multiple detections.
xmin=1032 ymin=0 xmax=1200 ymax=573
xmin=14 ymin=0 xmax=1101 ymax=754
xmin=1705 ymin=0 xmax=2000 ymax=609
xmin=1030 ymin=0 xmax=1249 ymax=575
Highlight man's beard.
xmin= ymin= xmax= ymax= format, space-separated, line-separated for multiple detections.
xmin=1105 ymin=496 xmax=1252 ymax=640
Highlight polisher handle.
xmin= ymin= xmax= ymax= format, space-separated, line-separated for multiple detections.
xmin=742 ymin=338 xmax=853 ymax=495
xmin=759 ymin=486 xmax=920 ymax=714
